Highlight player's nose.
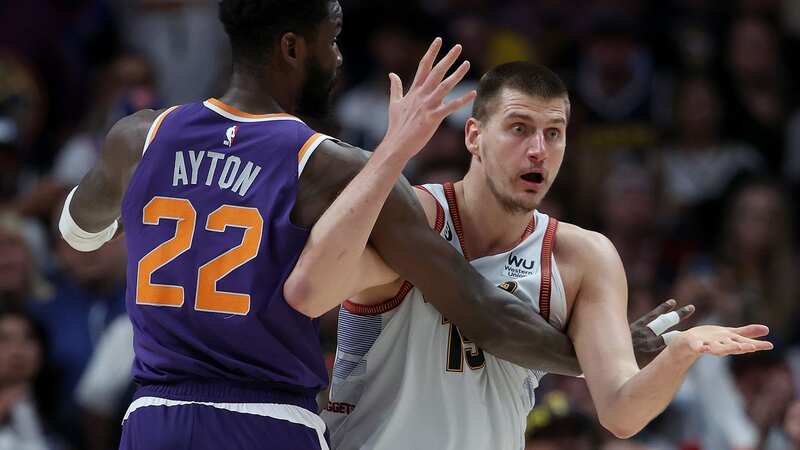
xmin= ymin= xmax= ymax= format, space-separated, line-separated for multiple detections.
xmin=526 ymin=131 xmax=546 ymax=160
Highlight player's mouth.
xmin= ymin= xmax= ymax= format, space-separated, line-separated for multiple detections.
xmin=520 ymin=171 xmax=544 ymax=186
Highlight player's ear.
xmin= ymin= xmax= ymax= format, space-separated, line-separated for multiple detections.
xmin=280 ymin=32 xmax=308 ymax=69
xmin=465 ymin=117 xmax=482 ymax=161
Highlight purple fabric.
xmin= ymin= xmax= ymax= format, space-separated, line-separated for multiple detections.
xmin=120 ymin=101 xmax=327 ymax=395
xmin=119 ymin=402 xmax=323 ymax=450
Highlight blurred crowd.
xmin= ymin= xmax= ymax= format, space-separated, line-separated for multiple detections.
xmin=0 ymin=0 xmax=799 ymax=449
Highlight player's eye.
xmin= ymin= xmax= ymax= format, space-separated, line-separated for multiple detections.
xmin=546 ymin=128 xmax=560 ymax=140
xmin=511 ymin=124 xmax=526 ymax=135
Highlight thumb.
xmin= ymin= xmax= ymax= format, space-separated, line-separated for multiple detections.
xmin=389 ymin=73 xmax=403 ymax=101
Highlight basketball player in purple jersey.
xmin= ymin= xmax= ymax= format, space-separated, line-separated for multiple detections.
xmin=58 ymin=1 xmax=692 ymax=449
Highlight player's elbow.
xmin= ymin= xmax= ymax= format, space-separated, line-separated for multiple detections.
xmin=283 ymin=273 xmax=323 ymax=319
xmin=599 ymin=414 xmax=640 ymax=439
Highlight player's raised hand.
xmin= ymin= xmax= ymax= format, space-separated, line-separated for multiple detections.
xmin=674 ymin=324 xmax=773 ymax=356
xmin=380 ymin=37 xmax=477 ymax=161
xmin=630 ymin=299 xmax=695 ymax=355
xmin=630 ymin=299 xmax=695 ymax=366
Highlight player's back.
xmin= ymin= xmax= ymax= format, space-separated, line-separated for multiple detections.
xmin=120 ymin=99 xmax=331 ymax=404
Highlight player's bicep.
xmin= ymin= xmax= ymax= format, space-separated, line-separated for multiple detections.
xmin=71 ymin=111 xmax=156 ymax=230
xmin=567 ymin=234 xmax=638 ymax=410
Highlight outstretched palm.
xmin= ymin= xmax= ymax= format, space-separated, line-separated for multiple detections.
xmin=677 ymin=324 xmax=773 ymax=355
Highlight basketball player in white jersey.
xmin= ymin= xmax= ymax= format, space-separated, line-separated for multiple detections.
xmin=292 ymin=61 xmax=773 ymax=449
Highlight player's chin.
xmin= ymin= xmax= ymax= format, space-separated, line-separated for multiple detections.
xmin=517 ymin=191 xmax=543 ymax=210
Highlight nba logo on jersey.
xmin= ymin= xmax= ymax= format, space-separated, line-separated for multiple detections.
xmin=224 ymin=125 xmax=239 ymax=147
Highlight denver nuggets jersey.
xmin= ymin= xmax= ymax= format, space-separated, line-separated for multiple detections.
xmin=120 ymin=99 xmax=332 ymax=397
xmin=322 ymin=182 xmax=568 ymax=450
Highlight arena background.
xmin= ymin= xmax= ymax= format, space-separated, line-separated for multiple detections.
xmin=1 ymin=1 xmax=799 ymax=449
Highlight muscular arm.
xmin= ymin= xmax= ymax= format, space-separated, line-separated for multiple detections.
xmin=566 ymin=226 xmax=771 ymax=438
xmin=290 ymin=140 xmax=581 ymax=376
xmin=66 ymin=110 xmax=158 ymax=232
xmin=284 ymin=140 xmax=405 ymax=316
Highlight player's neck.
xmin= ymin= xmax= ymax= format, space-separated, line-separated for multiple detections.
xmin=454 ymin=176 xmax=534 ymax=259
xmin=218 ymin=70 xmax=296 ymax=115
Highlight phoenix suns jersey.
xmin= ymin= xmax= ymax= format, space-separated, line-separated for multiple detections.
xmin=322 ymin=182 xmax=569 ymax=450
xmin=120 ymin=98 xmax=332 ymax=397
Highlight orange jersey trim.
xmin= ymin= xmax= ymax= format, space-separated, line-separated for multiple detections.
xmin=144 ymin=105 xmax=180 ymax=151
xmin=298 ymin=133 xmax=323 ymax=162
xmin=206 ymin=98 xmax=296 ymax=120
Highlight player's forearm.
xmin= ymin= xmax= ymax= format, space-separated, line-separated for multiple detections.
xmin=469 ymin=289 xmax=582 ymax=376
xmin=70 ymin=182 xmax=120 ymax=230
xmin=284 ymin=143 xmax=409 ymax=317
xmin=599 ymin=343 xmax=699 ymax=438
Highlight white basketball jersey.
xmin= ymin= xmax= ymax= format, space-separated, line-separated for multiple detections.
xmin=322 ymin=183 xmax=568 ymax=450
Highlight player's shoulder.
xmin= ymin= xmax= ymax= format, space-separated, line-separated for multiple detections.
xmin=99 ymin=108 xmax=169 ymax=165
xmin=554 ymin=221 xmax=618 ymax=266
xmin=114 ymin=108 xmax=167 ymax=136
xmin=412 ymin=185 xmax=440 ymax=229
xmin=107 ymin=108 xmax=168 ymax=149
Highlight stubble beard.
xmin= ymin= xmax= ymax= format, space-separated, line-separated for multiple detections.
xmin=296 ymin=57 xmax=336 ymax=119
xmin=484 ymin=171 xmax=539 ymax=215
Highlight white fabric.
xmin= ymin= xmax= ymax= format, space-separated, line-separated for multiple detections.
xmin=75 ymin=316 xmax=134 ymax=414
xmin=52 ymin=133 xmax=100 ymax=186
xmin=0 ymin=397 xmax=48 ymax=450
xmin=123 ymin=396 xmax=329 ymax=450
xmin=58 ymin=186 xmax=118 ymax=252
xmin=298 ymin=134 xmax=334 ymax=177
xmin=662 ymin=330 xmax=681 ymax=346
xmin=647 ymin=311 xmax=680 ymax=335
xmin=323 ymin=183 xmax=568 ymax=450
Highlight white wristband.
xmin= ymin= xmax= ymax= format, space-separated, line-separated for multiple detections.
xmin=59 ymin=186 xmax=118 ymax=252
xmin=646 ymin=311 xmax=680 ymax=336
xmin=662 ymin=330 xmax=681 ymax=346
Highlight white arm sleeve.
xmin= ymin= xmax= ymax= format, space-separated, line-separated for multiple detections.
xmin=58 ymin=186 xmax=118 ymax=252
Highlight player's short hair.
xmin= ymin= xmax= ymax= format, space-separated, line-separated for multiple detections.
xmin=219 ymin=0 xmax=331 ymax=68
xmin=472 ymin=62 xmax=570 ymax=122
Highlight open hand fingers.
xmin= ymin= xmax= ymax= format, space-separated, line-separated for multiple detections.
xmin=638 ymin=299 xmax=677 ymax=326
xmin=431 ymin=60 xmax=471 ymax=103
xmin=424 ymin=44 xmax=463 ymax=92
xmin=675 ymin=304 xmax=695 ymax=322
xmin=733 ymin=324 xmax=770 ymax=338
xmin=389 ymin=73 xmax=403 ymax=102
xmin=704 ymin=335 xmax=772 ymax=355
xmin=732 ymin=335 xmax=773 ymax=352
xmin=411 ymin=38 xmax=442 ymax=91
xmin=436 ymin=89 xmax=477 ymax=119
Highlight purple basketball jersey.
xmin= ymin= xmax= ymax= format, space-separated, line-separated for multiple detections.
xmin=120 ymin=99 xmax=329 ymax=397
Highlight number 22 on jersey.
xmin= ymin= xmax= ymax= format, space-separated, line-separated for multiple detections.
xmin=135 ymin=196 xmax=263 ymax=315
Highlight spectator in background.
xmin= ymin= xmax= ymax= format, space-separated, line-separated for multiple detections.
xmin=567 ymin=9 xmax=672 ymax=222
xmin=15 ymin=52 xmax=160 ymax=220
xmin=0 ymin=306 xmax=53 ymax=450
xmin=731 ymin=351 xmax=797 ymax=450
xmin=336 ymin=21 xmax=430 ymax=149
xmin=75 ymin=315 xmax=133 ymax=450
xmin=0 ymin=211 xmax=51 ymax=309
xmin=26 ymin=201 xmax=127 ymax=448
xmin=722 ymin=16 xmax=795 ymax=169
xmin=598 ymin=163 xmax=666 ymax=290
xmin=525 ymin=413 xmax=600 ymax=450
xmin=0 ymin=53 xmax=46 ymax=202
xmin=111 ymin=0 xmax=228 ymax=106
xmin=657 ymin=77 xmax=764 ymax=222
xmin=715 ymin=180 xmax=797 ymax=341
xmin=784 ymin=401 xmax=800 ymax=449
